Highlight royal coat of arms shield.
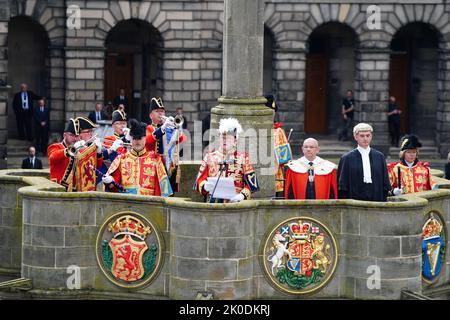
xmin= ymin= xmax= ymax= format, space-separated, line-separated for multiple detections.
xmin=262 ymin=217 xmax=338 ymax=295
xmin=422 ymin=212 xmax=446 ymax=284
xmin=96 ymin=212 xmax=163 ymax=289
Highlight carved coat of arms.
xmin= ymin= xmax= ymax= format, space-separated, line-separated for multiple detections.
xmin=96 ymin=212 xmax=163 ymax=289
xmin=262 ymin=217 xmax=338 ymax=295
xmin=422 ymin=213 xmax=446 ymax=284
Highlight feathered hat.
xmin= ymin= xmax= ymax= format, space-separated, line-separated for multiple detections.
xmin=265 ymin=94 xmax=278 ymax=112
xmin=218 ymin=117 xmax=243 ymax=138
xmin=129 ymin=118 xmax=147 ymax=140
xmin=400 ymin=134 xmax=422 ymax=151
xmin=399 ymin=134 xmax=422 ymax=159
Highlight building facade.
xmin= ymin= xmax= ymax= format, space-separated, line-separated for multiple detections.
xmin=1 ymin=0 xmax=450 ymax=168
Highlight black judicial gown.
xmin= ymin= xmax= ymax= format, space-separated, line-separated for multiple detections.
xmin=337 ymin=148 xmax=391 ymax=202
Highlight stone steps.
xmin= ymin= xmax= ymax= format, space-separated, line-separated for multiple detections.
xmin=7 ymin=139 xmax=49 ymax=169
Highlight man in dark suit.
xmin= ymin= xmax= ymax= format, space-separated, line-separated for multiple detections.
xmin=113 ymin=89 xmax=129 ymax=110
xmin=33 ymin=99 xmax=50 ymax=155
xmin=13 ymin=83 xmax=43 ymax=140
xmin=21 ymin=146 xmax=43 ymax=169
xmin=88 ymin=103 xmax=108 ymax=124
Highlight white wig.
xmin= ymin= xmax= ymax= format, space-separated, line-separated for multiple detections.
xmin=353 ymin=122 xmax=373 ymax=135
xmin=218 ymin=117 xmax=243 ymax=137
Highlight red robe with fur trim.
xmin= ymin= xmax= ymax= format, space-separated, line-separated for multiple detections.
xmin=284 ymin=157 xmax=338 ymax=199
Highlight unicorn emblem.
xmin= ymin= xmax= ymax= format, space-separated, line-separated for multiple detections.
xmin=267 ymin=231 xmax=291 ymax=276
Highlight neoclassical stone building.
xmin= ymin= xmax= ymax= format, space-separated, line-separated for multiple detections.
xmin=0 ymin=0 xmax=450 ymax=168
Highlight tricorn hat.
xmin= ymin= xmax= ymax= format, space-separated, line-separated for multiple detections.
xmin=64 ymin=118 xmax=79 ymax=135
xmin=400 ymin=134 xmax=422 ymax=151
xmin=265 ymin=94 xmax=278 ymax=112
xmin=129 ymin=118 xmax=147 ymax=140
xmin=149 ymin=97 xmax=165 ymax=112
xmin=112 ymin=110 xmax=127 ymax=124
xmin=76 ymin=117 xmax=97 ymax=131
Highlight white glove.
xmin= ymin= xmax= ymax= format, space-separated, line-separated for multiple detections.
xmin=94 ymin=138 xmax=102 ymax=154
xmin=393 ymin=188 xmax=403 ymax=196
xmin=102 ymin=175 xmax=113 ymax=185
xmin=230 ymin=193 xmax=245 ymax=203
xmin=110 ymin=139 xmax=124 ymax=152
xmin=203 ymin=181 xmax=215 ymax=193
xmin=73 ymin=140 xmax=86 ymax=150
xmin=161 ymin=117 xmax=176 ymax=132
xmin=122 ymin=128 xmax=131 ymax=142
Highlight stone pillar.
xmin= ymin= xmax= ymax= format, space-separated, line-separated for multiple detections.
xmin=355 ymin=48 xmax=390 ymax=154
xmin=210 ymin=0 xmax=274 ymax=198
xmin=272 ymin=48 xmax=306 ymax=154
xmin=48 ymin=47 xmax=66 ymax=135
xmin=437 ymin=49 xmax=450 ymax=157
xmin=0 ymin=86 xmax=9 ymax=169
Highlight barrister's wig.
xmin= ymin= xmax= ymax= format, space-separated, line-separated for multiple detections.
xmin=149 ymin=97 xmax=165 ymax=112
xmin=112 ymin=110 xmax=127 ymax=124
xmin=64 ymin=118 xmax=79 ymax=135
xmin=218 ymin=118 xmax=243 ymax=138
xmin=76 ymin=117 xmax=98 ymax=131
xmin=129 ymin=118 xmax=147 ymax=140
xmin=353 ymin=123 xmax=373 ymax=135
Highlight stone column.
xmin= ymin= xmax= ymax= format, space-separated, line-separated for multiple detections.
xmin=0 ymin=86 xmax=9 ymax=169
xmin=210 ymin=0 xmax=275 ymax=198
xmin=355 ymin=48 xmax=390 ymax=154
xmin=437 ymin=49 xmax=450 ymax=157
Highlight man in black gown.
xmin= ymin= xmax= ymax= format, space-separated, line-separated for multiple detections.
xmin=337 ymin=123 xmax=391 ymax=202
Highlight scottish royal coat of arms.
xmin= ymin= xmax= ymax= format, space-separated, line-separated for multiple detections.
xmin=96 ymin=212 xmax=163 ymax=289
xmin=262 ymin=217 xmax=338 ymax=295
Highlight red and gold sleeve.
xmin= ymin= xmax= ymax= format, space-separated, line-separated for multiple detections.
xmin=48 ymin=143 xmax=70 ymax=164
xmin=194 ymin=154 xmax=210 ymax=196
xmin=105 ymin=156 xmax=122 ymax=192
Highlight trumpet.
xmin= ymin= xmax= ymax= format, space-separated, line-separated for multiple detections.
xmin=161 ymin=114 xmax=184 ymax=129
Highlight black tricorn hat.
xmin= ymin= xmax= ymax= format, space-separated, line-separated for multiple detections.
xmin=112 ymin=110 xmax=127 ymax=123
xmin=400 ymin=134 xmax=422 ymax=151
xmin=149 ymin=97 xmax=165 ymax=112
xmin=64 ymin=118 xmax=79 ymax=135
xmin=265 ymin=94 xmax=278 ymax=112
xmin=129 ymin=118 xmax=147 ymax=139
xmin=76 ymin=117 xmax=97 ymax=131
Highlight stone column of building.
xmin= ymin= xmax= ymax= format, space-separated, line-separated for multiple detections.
xmin=48 ymin=47 xmax=66 ymax=135
xmin=210 ymin=0 xmax=275 ymax=198
xmin=355 ymin=48 xmax=390 ymax=154
xmin=437 ymin=48 xmax=450 ymax=157
xmin=272 ymin=48 xmax=306 ymax=153
xmin=0 ymin=12 xmax=8 ymax=169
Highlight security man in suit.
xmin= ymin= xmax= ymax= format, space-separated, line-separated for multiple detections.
xmin=12 ymin=83 xmax=43 ymax=141
xmin=33 ymin=99 xmax=50 ymax=155
xmin=21 ymin=146 xmax=43 ymax=169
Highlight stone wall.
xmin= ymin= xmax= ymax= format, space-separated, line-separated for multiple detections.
xmin=1 ymin=169 xmax=450 ymax=299
xmin=0 ymin=170 xmax=50 ymax=275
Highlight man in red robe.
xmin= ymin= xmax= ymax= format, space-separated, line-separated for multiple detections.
xmin=102 ymin=119 xmax=173 ymax=196
xmin=285 ymin=138 xmax=338 ymax=199
xmin=48 ymin=118 xmax=80 ymax=190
